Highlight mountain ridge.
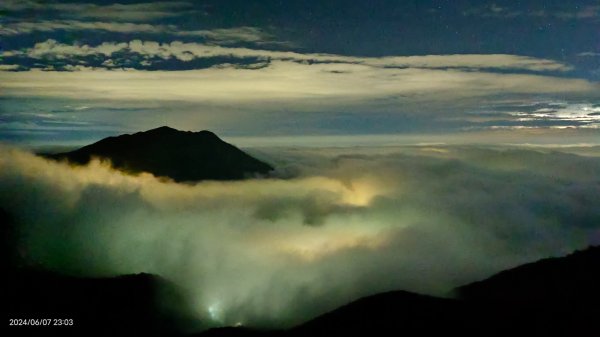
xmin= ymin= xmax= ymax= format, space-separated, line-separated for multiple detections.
xmin=47 ymin=126 xmax=274 ymax=182
xmin=455 ymin=245 xmax=600 ymax=302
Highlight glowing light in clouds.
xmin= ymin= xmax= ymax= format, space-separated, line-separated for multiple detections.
xmin=341 ymin=179 xmax=382 ymax=207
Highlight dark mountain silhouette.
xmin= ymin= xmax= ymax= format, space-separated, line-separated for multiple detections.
xmin=198 ymin=327 xmax=274 ymax=337
xmin=3 ymin=206 xmax=196 ymax=337
xmin=195 ymin=291 xmax=485 ymax=337
xmin=1 ymin=207 xmax=17 ymax=270
xmin=455 ymin=246 xmax=600 ymax=303
xmin=47 ymin=126 xmax=273 ymax=182
xmin=287 ymin=291 xmax=475 ymax=336
xmin=5 ymin=268 xmax=197 ymax=337
xmin=199 ymin=246 xmax=599 ymax=337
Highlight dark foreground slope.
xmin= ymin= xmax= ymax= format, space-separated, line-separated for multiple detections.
xmin=288 ymin=291 xmax=474 ymax=336
xmin=47 ymin=126 xmax=273 ymax=182
xmin=456 ymin=245 xmax=600 ymax=302
xmin=200 ymin=246 xmax=599 ymax=337
xmin=4 ymin=268 xmax=197 ymax=337
xmin=2 ymin=208 xmax=194 ymax=337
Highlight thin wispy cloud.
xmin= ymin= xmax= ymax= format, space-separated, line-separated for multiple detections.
xmin=0 ymin=1 xmax=196 ymax=22
xmin=463 ymin=4 xmax=600 ymax=20
xmin=178 ymin=27 xmax=281 ymax=45
xmin=0 ymin=20 xmax=177 ymax=35
xmin=0 ymin=21 xmax=283 ymax=48
xmin=578 ymin=52 xmax=600 ymax=57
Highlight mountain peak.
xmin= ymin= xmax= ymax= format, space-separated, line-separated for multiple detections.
xmin=147 ymin=126 xmax=178 ymax=133
xmin=142 ymin=127 xmax=219 ymax=140
xmin=48 ymin=127 xmax=273 ymax=182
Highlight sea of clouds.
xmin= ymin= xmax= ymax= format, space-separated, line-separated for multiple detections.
xmin=1 ymin=144 xmax=599 ymax=329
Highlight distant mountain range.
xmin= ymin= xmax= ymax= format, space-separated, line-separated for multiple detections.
xmin=47 ymin=126 xmax=273 ymax=182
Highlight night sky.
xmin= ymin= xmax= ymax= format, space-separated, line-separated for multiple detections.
xmin=1 ymin=0 xmax=599 ymax=145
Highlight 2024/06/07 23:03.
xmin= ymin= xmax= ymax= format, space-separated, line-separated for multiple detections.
xmin=9 ymin=318 xmax=74 ymax=326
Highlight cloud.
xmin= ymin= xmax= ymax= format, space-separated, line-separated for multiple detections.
xmin=1 ymin=145 xmax=599 ymax=329
xmin=6 ymin=39 xmax=574 ymax=72
xmin=0 ymin=1 xmax=281 ymax=46
xmin=2 ymin=41 xmax=590 ymax=113
xmin=0 ymin=64 xmax=21 ymax=71
xmin=12 ymin=39 xmax=129 ymax=58
xmin=460 ymin=101 xmax=600 ymax=130
xmin=462 ymin=4 xmax=523 ymax=19
xmin=1 ymin=41 xmax=595 ymax=136
xmin=506 ymin=103 xmax=600 ymax=129
xmin=554 ymin=5 xmax=600 ymax=20
xmin=178 ymin=27 xmax=279 ymax=45
xmin=0 ymin=21 xmax=282 ymax=46
xmin=0 ymin=1 xmax=195 ymax=22
xmin=0 ymin=20 xmax=176 ymax=35
xmin=0 ymin=60 xmax=595 ymax=106
xmin=463 ymin=4 xmax=600 ymax=20
xmin=578 ymin=52 xmax=600 ymax=57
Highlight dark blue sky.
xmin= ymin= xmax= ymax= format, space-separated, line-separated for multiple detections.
xmin=1 ymin=0 xmax=599 ymax=144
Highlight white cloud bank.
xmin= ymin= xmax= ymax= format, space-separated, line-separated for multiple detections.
xmin=1 ymin=145 xmax=599 ymax=329
xmin=1 ymin=40 xmax=597 ymax=136
xmin=0 ymin=60 xmax=595 ymax=107
xmin=2 ymin=40 xmax=590 ymax=110
xmin=1 ymin=37 xmax=596 ymax=110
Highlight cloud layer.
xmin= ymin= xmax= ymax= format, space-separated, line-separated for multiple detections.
xmin=1 ymin=144 xmax=599 ymax=329
xmin=2 ymin=39 xmax=574 ymax=72
xmin=0 ymin=24 xmax=276 ymax=46
xmin=1 ymin=59 xmax=595 ymax=105
xmin=3 ymin=40 xmax=597 ymax=137
xmin=464 ymin=3 xmax=600 ymax=20
xmin=0 ymin=1 xmax=196 ymax=22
